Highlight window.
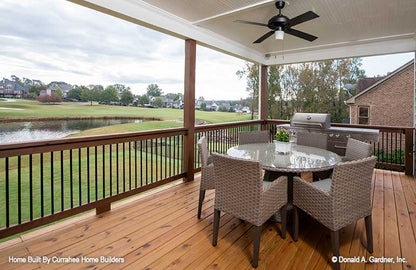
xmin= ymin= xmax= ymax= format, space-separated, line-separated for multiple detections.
xmin=358 ymin=106 xmax=369 ymax=124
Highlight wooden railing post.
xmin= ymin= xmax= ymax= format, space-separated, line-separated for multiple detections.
xmin=96 ymin=202 xmax=111 ymax=215
xmin=405 ymin=128 xmax=414 ymax=176
xmin=259 ymin=65 xmax=268 ymax=130
xmin=183 ymin=39 xmax=196 ymax=181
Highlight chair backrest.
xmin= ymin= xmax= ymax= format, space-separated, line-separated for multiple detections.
xmin=238 ymin=130 xmax=269 ymax=145
xmin=345 ymin=138 xmax=372 ymax=161
xmin=330 ymin=156 xmax=377 ymax=221
xmin=197 ymin=136 xmax=209 ymax=167
xmin=212 ymin=153 xmax=262 ymax=223
xmin=296 ymin=131 xmax=328 ymax=149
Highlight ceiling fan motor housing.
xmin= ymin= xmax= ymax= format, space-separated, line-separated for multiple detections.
xmin=268 ymin=15 xmax=290 ymax=30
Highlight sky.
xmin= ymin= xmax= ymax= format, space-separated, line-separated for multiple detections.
xmin=0 ymin=0 xmax=414 ymax=100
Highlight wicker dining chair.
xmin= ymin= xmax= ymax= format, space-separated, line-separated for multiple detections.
xmin=344 ymin=137 xmax=373 ymax=161
xmin=238 ymin=130 xmax=269 ymax=145
xmin=211 ymin=153 xmax=288 ymax=268
xmin=293 ymin=156 xmax=377 ymax=270
xmin=297 ymin=131 xmax=329 ymax=181
xmin=296 ymin=131 xmax=328 ymax=149
xmin=197 ymin=136 xmax=215 ymax=219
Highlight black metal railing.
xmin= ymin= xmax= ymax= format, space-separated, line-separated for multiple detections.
xmin=0 ymin=128 xmax=186 ymax=238
xmin=194 ymin=120 xmax=262 ymax=168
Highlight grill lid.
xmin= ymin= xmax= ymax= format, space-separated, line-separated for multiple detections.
xmin=290 ymin=113 xmax=331 ymax=129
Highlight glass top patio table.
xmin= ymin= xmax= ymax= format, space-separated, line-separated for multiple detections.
xmin=227 ymin=141 xmax=342 ymax=173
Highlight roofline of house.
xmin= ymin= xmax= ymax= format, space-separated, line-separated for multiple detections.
xmin=346 ymin=59 xmax=414 ymax=105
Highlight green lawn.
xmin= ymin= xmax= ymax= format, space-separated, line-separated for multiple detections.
xmin=0 ymin=99 xmax=252 ymax=124
xmin=68 ymin=121 xmax=183 ymax=137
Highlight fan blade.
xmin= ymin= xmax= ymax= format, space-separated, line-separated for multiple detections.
xmin=253 ymin=31 xmax=275 ymax=43
xmin=289 ymin=11 xmax=319 ymax=27
xmin=234 ymin=20 xmax=268 ymax=27
xmin=285 ymin=28 xmax=317 ymax=42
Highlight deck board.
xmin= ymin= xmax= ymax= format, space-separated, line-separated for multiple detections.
xmin=0 ymin=169 xmax=415 ymax=270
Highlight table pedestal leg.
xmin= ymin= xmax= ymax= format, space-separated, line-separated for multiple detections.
xmin=267 ymin=173 xmax=295 ymax=223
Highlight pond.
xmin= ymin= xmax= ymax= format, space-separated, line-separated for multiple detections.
xmin=0 ymin=119 xmax=143 ymax=144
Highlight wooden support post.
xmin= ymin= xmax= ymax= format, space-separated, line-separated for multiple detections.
xmin=405 ymin=128 xmax=414 ymax=176
xmin=259 ymin=65 xmax=268 ymax=130
xmin=183 ymin=39 xmax=196 ymax=181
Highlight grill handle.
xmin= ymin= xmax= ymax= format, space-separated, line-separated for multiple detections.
xmin=291 ymin=122 xmax=323 ymax=128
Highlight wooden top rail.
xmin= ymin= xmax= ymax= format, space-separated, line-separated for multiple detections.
xmin=266 ymin=119 xmax=412 ymax=132
xmin=0 ymin=127 xmax=187 ymax=158
xmin=330 ymin=123 xmax=412 ymax=132
xmin=195 ymin=120 xmax=263 ymax=132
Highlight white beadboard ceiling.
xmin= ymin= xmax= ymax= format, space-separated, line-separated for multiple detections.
xmin=71 ymin=0 xmax=416 ymax=64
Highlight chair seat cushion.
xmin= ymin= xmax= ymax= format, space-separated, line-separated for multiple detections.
xmin=263 ymin=180 xmax=272 ymax=191
xmin=311 ymin=178 xmax=331 ymax=193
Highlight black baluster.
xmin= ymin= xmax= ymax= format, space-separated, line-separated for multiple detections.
xmin=103 ymin=145 xmax=105 ymax=198
xmin=140 ymin=140 xmax=143 ymax=187
xmin=129 ymin=141 xmax=131 ymax=190
xmin=70 ymin=150 xmax=73 ymax=208
xmin=29 ymin=154 xmax=33 ymax=220
xmin=123 ymin=142 xmax=126 ymax=192
xmin=5 ymin=157 xmax=9 ymax=227
xmin=78 ymin=148 xmax=81 ymax=205
xmin=151 ymin=139 xmax=153 ymax=183
xmin=116 ymin=143 xmax=119 ymax=194
xmin=87 ymin=147 xmax=90 ymax=204
xmin=110 ymin=144 xmax=112 ymax=196
xmin=60 ymin=151 xmax=64 ymax=211
xmin=18 ymin=156 xmax=21 ymax=224
xmin=135 ymin=141 xmax=138 ymax=188
xmin=95 ymin=146 xmax=98 ymax=200
xmin=40 ymin=153 xmax=44 ymax=217
xmin=146 ymin=140 xmax=148 ymax=185
xmin=51 ymin=152 xmax=54 ymax=214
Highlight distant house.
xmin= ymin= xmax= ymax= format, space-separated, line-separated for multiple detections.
xmin=45 ymin=82 xmax=73 ymax=97
xmin=162 ymin=97 xmax=174 ymax=108
xmin=346 ymin=60 xmax=414 ymax=127
xmin=242 ymin=106 xmax=251 ymax=114
xmin=0 ymin=78 xmax=29 ymax=98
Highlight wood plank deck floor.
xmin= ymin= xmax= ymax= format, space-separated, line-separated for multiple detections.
xmin=0 ymin=169 xmax=415 ymax=270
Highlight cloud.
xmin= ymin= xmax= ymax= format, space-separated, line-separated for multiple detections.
xmin=0 ymin=0 xmax=248 ymax=99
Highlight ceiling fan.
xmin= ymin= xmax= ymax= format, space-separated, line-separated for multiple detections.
xmin=234 ymin=1 xmax=319 ymax=43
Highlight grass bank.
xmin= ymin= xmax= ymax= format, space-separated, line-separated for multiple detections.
xmin=0 ymin=100 xmax=252 ymax=124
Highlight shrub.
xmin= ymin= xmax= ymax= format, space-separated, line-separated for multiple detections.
xmin=37 ymin=93 xmax=62 ymax=104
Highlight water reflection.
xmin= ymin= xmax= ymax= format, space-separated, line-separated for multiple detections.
xmin=0 ymin=119 xmax=143 ymax=144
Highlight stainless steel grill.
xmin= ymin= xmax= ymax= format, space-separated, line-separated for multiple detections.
xmin=289 ymin=113 xmax=379 ymax=156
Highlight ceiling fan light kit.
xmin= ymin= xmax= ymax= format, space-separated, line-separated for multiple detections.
xmin=275 ymin=29 xmax=284 ymax=40
xmin=234 ymin=1 xmax=319 ymax=43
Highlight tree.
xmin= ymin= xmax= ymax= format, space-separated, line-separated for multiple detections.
xmin=67 ymin=87 xmax=83 ymax=100
xmin=146 ymin=84 xmax=163 ymax=97
xmin=55 ymin=89 xmax=63 ymax=98
xmin=267 ymin=65 xmax=284 ymax=119
xmin=219 ymin=105 xmax=229 ymax=112
xmin=238 ymin=58 xmax=365 ymax=123
xmin=200 ymin=102 xmax=207 ymax=111
xmin=152 ymin=97 xmax=163 ymax=108
xmin=236 ymin=63 xmax=259 ymax=120
xmin=100 ymin=86 xmax=119 ymax=104
xmin=165 ymin=93 xmax=182 ymax=101
xmin=137 ymin=94 xmax=150 ymax=106
xmin=29 ymin=85 xmax=46 ymax=96
xmin=112 ymin=84 xmax=130 ymax=94
xmin=120 ymin=90 xmax=134 ymax=105
xmin=11 ymin=75 xmax=22 ymax=85
xmin=81 ymin=86 xmax=101 ymax=106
